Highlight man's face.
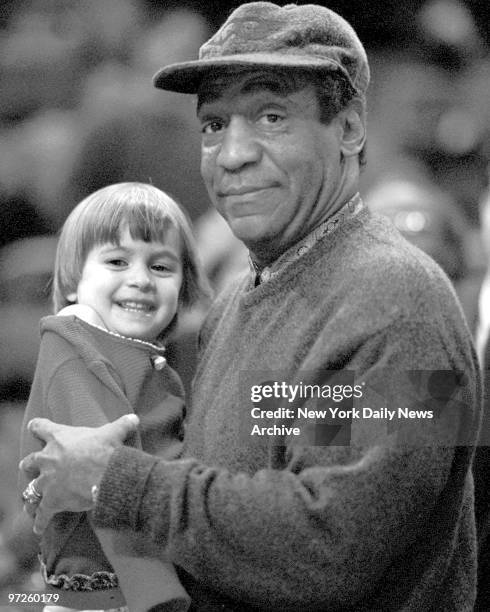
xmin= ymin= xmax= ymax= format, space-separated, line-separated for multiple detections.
xmin=198 ymin=71 xmax=346 ymax=262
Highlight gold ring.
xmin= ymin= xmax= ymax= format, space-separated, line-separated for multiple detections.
xmin=22 ymin=479 xmax=42 ymax=504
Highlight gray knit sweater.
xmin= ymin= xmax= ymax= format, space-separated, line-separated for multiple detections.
xmin=94 ymin=208 xmax=481 ymax=611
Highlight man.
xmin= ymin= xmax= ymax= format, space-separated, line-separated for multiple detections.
xmin=20 ymin=3 xmax=481 ymax=610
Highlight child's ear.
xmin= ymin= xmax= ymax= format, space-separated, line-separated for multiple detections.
xmin=66 ymin=293 xmax=77 ymax=303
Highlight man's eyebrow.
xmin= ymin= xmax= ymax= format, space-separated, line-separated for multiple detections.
xmin=197 ymin=74 xmax=293 ymax=112
xmin=240 ymin=77 xmax=291 ymax=96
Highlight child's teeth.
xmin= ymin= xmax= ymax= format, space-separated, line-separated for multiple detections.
xmin=120 ymin=301 xmax=151 ymax=311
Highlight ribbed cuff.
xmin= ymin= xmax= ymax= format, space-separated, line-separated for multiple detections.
xmin=92 ymin=446 xmax=158 ymax=529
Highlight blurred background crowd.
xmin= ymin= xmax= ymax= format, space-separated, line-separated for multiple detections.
xmin=0 ymin=0 xmax=489 ymax=609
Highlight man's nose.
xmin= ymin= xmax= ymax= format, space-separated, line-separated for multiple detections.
xmin=216 ymin=116 xmax=261 ymax=171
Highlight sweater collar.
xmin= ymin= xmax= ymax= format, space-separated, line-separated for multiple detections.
xmin=249 ymin=192 xmax=364 ymax=285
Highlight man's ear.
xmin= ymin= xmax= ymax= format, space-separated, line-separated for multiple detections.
xmin=339 ymin=99 xmax=366 ymax=158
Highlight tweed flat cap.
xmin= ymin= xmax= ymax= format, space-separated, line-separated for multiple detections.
xmin=153 ymin=2 xmax=370 ymax=96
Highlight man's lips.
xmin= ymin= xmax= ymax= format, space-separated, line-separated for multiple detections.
xmin=217 ymin=185 xmax=276 ymax=197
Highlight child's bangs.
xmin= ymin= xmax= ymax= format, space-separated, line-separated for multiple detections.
xmin=124 ymin=203 xmax=176 ymax=244
xmin=85 ymin=197 xmax=177 ymax=249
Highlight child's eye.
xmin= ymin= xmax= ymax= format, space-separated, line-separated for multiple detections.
xmin=106 ymin=258 xmax=127 ymax=267
xmin=151 ymin=263 xmax=170 ymax=273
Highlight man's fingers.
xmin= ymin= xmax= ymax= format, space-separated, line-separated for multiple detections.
xmin=19 ymin=451 xmax=42 ymax=478
xmin=101 ymin=413 xmax=140 ymax=443
xmin=27 ymin=418 xmax=58 ymax=443
xmin=33 ymin=503 xmax=55 ymax=535
xmin=23 ymin=499 xmax=39 ymax=519
xmin=20 ymin=416 xmax=138 ymax=529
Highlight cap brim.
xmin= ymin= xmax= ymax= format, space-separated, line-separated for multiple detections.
xmin=153 ymin=53 xmax=349 ymax=94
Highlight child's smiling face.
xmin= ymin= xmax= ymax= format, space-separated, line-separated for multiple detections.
xmin=69 ymin=225 xmax=183 ymax=342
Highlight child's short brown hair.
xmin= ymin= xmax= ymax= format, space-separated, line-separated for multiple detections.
xmin=53 ymin=182 xmax=210 ymax=315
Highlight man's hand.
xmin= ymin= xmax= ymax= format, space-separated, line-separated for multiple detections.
xmin=19 ymin=414 xmax=139 ymax=535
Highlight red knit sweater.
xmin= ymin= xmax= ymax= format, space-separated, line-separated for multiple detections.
xmin=20 ymin=315 xmax=186 ymax=609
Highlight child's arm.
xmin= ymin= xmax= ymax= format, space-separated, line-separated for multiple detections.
xmin=53 ymin=314 xmax=190 ymax=610
xmin=21 ymin=317 xmax=189 ymax=610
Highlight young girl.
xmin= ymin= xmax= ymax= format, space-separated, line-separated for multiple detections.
xmin=19 ymin=183 xmax=210 ymax=612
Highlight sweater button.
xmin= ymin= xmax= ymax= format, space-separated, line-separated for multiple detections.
xmin=151 ymin=355 xmax=166 ymax=370
xmin=260 ymin=268 xmax=271 ymax=282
